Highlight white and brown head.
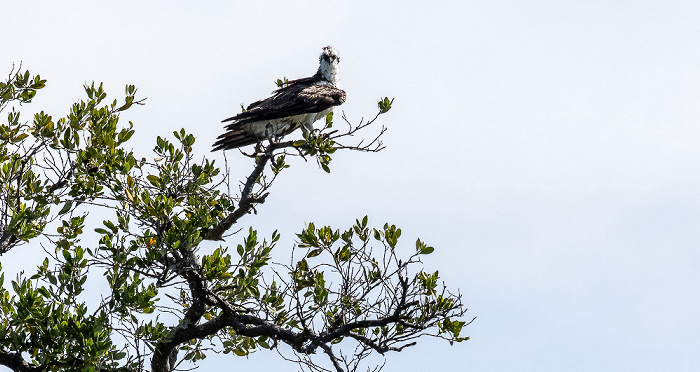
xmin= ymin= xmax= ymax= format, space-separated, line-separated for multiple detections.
xmin=318 ymin=46 xmax=341 ymax=86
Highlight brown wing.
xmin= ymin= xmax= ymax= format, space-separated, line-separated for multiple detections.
xmin=213 ymin=83 xmax=346 ymax=151
xmin=222 ymin=83 xmax=346 ymax=129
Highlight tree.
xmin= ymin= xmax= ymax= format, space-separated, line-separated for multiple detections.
xmin=0 ymin=66 xmax=471 ymax=372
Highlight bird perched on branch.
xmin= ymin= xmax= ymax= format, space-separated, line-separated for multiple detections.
xmin=213 ymin=46 xmax=346 ymax=151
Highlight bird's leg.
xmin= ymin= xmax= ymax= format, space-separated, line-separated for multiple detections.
xmin=301 ymin=123 xmax=323 ymax=141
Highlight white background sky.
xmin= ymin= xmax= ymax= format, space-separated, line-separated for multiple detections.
xmin=3 ymin=1 xmax=700 ymax=371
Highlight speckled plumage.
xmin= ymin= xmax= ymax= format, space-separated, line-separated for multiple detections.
xmin=213 ymin=46 xmax=345 ymax=151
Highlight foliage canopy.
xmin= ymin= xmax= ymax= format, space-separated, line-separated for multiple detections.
xmin=0 ymin=66 xmax=470 ymax=372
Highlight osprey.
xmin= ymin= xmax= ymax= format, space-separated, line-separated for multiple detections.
xmin=212 ymin=46 xmax=346 ymax=151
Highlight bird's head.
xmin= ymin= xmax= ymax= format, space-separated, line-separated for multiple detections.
xmin=318 ymin=46 xmax=340 ymax=86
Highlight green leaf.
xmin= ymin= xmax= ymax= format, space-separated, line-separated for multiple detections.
xmin=38 ymin=287 xmax=50 ymax=298
xmin=416 ymin=238 xmax=435 ymax=254
xmin=58 ymin=200 xmax=73 ymax=215
xmin=307 ymin=248 xmax=323 ymax=258
xmin=378 ymin=97 xmax=394 ymax=114
xmin=146 ymin=175 xmax=160 ymax=186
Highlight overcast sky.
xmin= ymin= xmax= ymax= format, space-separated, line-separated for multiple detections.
xmin=3 ymin=1 xmax=700 ymax=371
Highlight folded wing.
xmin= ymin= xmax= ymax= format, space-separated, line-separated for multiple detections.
xmin=213 ymin=83 xmax=346 ymax=151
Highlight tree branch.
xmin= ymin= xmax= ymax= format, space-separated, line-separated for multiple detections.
xmin=0 ymin=351 xmax=42 ymax=372
xmin=204 ymin=140 xmax=293 ymax=241
xmin=151 ymin=251 xmax=210 ymax=372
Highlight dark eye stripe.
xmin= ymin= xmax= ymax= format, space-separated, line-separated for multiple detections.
xmin=321 ymin=54 xmax=339 ymax=63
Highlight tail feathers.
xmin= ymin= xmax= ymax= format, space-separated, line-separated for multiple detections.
xmin=212 ymin=129 xmax=261 ymax=151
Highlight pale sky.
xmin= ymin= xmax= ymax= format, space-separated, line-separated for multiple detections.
xmin=3 ymin=1 xmax=700 ymax=371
